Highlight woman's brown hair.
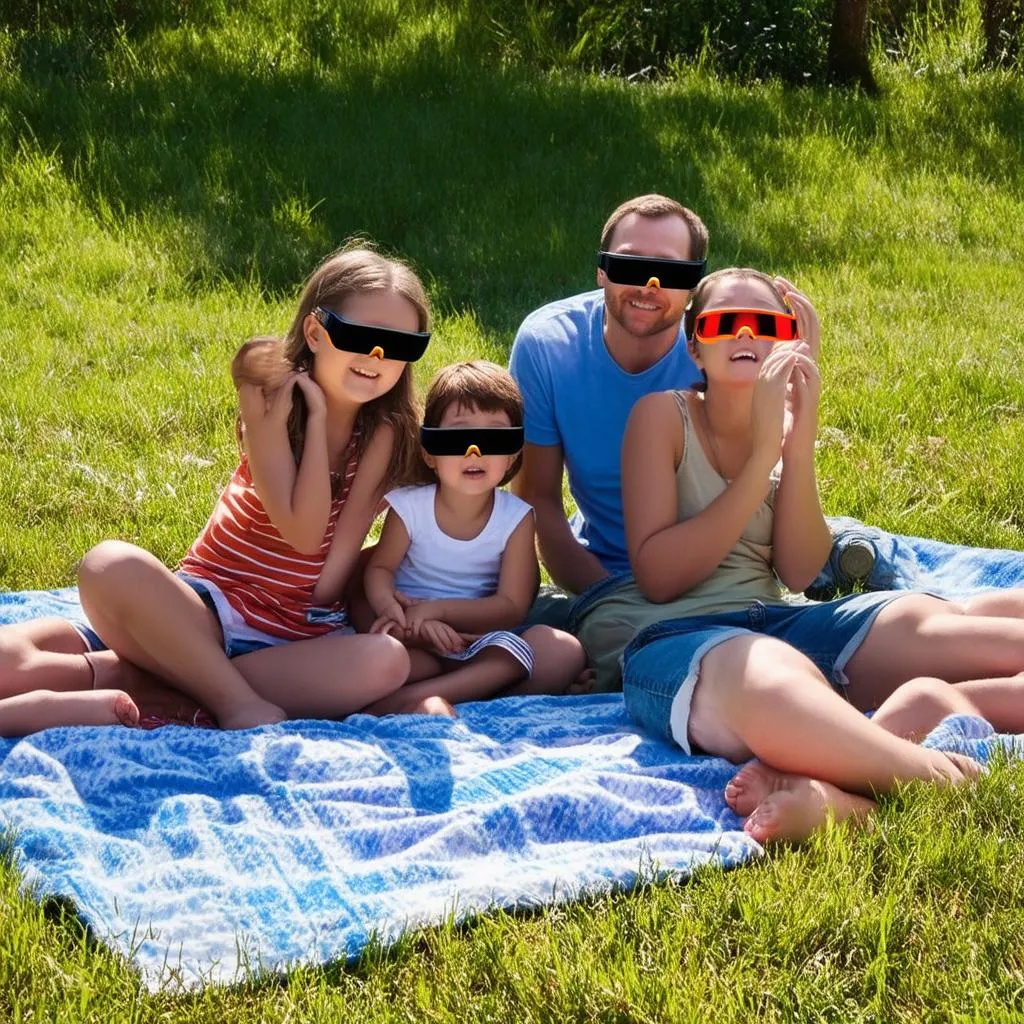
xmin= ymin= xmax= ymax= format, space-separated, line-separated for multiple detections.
xmin=231 ymin=243 xmax=428 ymax=490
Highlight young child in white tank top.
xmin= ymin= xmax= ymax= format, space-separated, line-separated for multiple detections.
xmin=363 ymin=361 xmax=590 ymax=715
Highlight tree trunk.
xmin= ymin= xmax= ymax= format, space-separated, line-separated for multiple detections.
xmin=827 ymin=0 xmax=879 ymax=93
xmin=982 ymin=0 xmax=1023 ymax=64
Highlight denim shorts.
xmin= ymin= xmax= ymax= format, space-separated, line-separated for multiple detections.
xmin=176 ymin=572 xmax=290 ymax=658
xmin=621 ymin=591 xmax=918 ymax=755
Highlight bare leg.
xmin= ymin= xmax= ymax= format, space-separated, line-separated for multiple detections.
xmin=726 ymin=675 xmax=984 ymax=843
xmin=686 ymin=634 xmax=976 ymax=795
xmin=78 ymin=540 xmax=287 ymax=729
xmin=502 ymin=626 xmax=590 ymax=697
xmin=362 ymin=647 xmax=527 ymax=716
xmin=961 ymin=589 xmax=1024 ymax=619
xmin=0 ymin=619 xmax=95 ymax=697
xmin=0 ymin=689 xmax=140 ymax=737
xmin=229 ymin=632 xmax=410 ymax=718
xmin=843 ymin=594 xmax=1024 ymax=711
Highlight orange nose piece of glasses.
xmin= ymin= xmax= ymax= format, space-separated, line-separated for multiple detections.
xmin=645 ymin=276 xmax=660 ymax=289
xmin=735 ymin=325 xmax=756 ymax=339
xmin=368 ymin=345 xmax=384 ymax=359
xmin=464 ymin=444 xmax=482 ymax=457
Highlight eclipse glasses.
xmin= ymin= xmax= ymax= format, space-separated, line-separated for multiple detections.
xmin=693 ymin=308 xmax=799 ymax=344
xmin=313 ymin=307 xmax=430 ymax=362
xmin=597 ymin=251 xmax=707 ymax=291
xmin=420 ymin=426 xmax=525 ymax=457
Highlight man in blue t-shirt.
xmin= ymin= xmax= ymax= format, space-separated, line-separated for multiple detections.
xmin=509 ymin=194 xmax=709 ymax=627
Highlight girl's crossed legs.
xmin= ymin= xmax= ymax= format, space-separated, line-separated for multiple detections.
xmin=78 ymin=541 xmax=411 ymax=728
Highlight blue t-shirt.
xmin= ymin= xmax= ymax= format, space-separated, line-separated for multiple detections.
xmin=509 ymin=289 xmax=701 ymax=576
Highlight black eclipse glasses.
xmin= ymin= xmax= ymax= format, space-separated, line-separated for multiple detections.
xmin=420 ymin=426 xmax=525 ymax=457
xmin=312 ymin=306 xmax=430 ymax=362
xmin=597 ymin=251 xmax=707 ymax=291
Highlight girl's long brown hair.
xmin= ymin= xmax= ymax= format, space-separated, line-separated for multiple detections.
xmin=231 ymin=244 xmax=428 ymax=491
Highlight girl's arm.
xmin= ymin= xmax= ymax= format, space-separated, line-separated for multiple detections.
xmin=312 ymin=423 xmax=396 ymax=604
xmin=363 ymin=510 xmax=413 ymax=634
xmin=240 ymin=372 xmax=333 ymax=555
xmin=404 ymin=514 xmax=538 ymax=634
xmin=772 ymin=344 xmax=832 ymax=591
xmin=624 ymin=364 xmax=790 ymax=604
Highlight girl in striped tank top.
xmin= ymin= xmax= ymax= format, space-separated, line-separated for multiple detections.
xmin=75 ymin=246 xmax=429 ymax=729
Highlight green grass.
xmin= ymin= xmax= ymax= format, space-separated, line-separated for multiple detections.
xmin=1 ymin=0 xmax=1024 ymax=1017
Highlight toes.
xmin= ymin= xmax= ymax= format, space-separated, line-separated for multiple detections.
xmin=113 ymin=692 xmax=140 ymax=727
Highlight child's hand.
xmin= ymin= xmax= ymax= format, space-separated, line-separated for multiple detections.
xmin=370 ymin=598 xmax=407 ymax=638
xmin=417 ymin=620 xmax=466 ymax=657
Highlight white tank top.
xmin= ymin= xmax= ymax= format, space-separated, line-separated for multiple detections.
xmin=385 ymin=485 xmax=533 ymax=600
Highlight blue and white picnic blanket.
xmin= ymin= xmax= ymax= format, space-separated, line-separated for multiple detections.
xmin=1 ymin=545 xmax=1022 ymax=991
xmin=812 ymin=517 xmax=1024 ymax=598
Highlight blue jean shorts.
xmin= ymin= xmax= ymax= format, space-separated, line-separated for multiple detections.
xmin=621 ymin=591 xmax=917 ymax=755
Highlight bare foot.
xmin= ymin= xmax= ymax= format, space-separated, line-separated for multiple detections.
xmin=923 ymin=749 xmax=984 ymax=785
xmin=217 ymin=698 xmax=288 ymax=730
xmin=743 ymin=778 xmax=876 ymax=845
xmin=407 ymin=695 xmax=457 ymax=718
xmin=567 ymin=668 xmax=596 ymax=695
xmin=86 ymin=650 xmax=212 ymax=725
xmin=0 ymin=689 xmax=140 ymax=737
xmin=725 ymin=760 xmax=792 ymax=818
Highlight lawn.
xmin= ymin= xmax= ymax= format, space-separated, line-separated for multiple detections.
xmin=1 ymin=0 xmax=1024 ymax=1018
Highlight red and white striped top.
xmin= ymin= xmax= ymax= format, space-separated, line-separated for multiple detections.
xmin=179 ymin=436 xmax=360 ymax=640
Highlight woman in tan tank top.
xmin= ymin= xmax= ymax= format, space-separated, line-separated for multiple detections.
xmin=619 ymin=268 xmax=1024 ymax=844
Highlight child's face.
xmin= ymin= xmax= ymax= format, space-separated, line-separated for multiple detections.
xmin=427 ymin=403 xmax=517 ymax=497
xmin=307 ymin=290 xmax=418 ymax=405
xmin=692 ymin=277 xmax=788 ymax=387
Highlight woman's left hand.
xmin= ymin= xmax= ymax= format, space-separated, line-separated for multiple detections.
xmin=782 ymin=351 xmax=821 ymax=453
xmin=774 ymin=277 xmax=821 ymax=361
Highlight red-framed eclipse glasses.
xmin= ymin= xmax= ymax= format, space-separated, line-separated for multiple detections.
xmin=693 ymin=308 xmax=798 ymax=344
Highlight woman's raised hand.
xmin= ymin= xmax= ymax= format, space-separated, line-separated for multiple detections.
xmin=782 ymin=350 xmax=821 ymax=455
xmin=751 ymin=347 xmax=799 ymax=468
xmin=774 ymin=277 xmax=821 ymax=360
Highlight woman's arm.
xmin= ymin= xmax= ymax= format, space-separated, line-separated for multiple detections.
xmin=312 ymin=423 xmax=396 ymax=604
xmin=404 ymin=514 xmax=538 ymax=634
xmin=624 ymin=392 xmax=780 ymax=603
xmin=240 ymin=371 xmax=333 ymax=555
xmin=772 ymin=344 xmax=832 ymax=591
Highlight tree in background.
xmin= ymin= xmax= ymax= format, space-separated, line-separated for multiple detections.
xmin=827 ymin=0 xmax=879 ymax=91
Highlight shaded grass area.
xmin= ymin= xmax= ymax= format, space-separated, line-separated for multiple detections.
xmin=2 ymin=1 xmax=1024 ymax=1017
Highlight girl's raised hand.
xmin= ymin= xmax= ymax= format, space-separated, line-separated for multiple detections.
xmin=751 ymin=347 xmax=798 ymax=469
xmin=774 ymin=277 xmax=821 ymax=361
xmin=292 ymin=369 xmax=328 ymax=420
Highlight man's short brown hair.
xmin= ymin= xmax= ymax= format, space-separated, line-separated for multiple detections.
xmin=600 ymin=194 xmax=709 ymax=260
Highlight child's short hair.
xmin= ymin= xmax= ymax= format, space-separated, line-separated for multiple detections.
xmin=420 ymin=361 xmax=524 ymax=486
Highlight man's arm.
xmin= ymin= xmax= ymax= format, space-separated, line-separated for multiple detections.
xmin=512 ymin=442 xmax=609 ymax=595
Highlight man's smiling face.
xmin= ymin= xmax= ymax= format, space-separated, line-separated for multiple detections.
xmin=599 ymin=212 xmax=695 ymax=340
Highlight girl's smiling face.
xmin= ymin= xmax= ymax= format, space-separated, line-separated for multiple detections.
xmin=426 ymin=403 xmax=517 ymax=497
xmin=306 ymin=289 xmax=418 ymax=405
xmin=691 ymin=275 xmax=791 ymax=388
